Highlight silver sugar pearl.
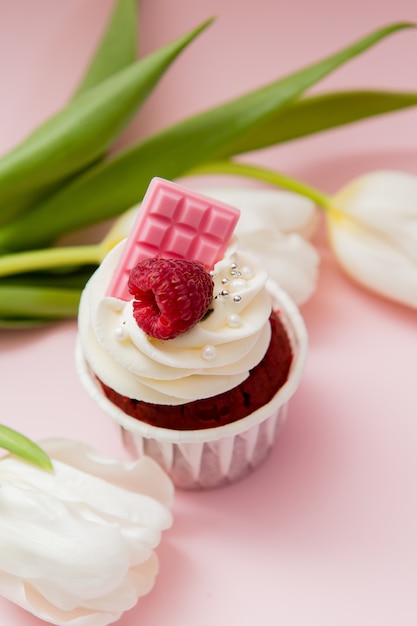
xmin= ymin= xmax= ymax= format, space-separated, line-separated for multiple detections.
xmin=233 ymin=295 xmax=242 ymax=303
xmin=220 ymin=289 xmax=230 ymax=297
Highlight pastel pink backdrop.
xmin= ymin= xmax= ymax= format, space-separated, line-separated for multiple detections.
xmin=1 ymin=1 xmax=417 ymax=625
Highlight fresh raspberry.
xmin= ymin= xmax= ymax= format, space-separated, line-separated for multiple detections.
xmin=128 ymin=258 xmax=214 ymax=340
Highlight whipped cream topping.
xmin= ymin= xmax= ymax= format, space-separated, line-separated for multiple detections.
xmin=78 ymin=239 xmax=273 ymax=405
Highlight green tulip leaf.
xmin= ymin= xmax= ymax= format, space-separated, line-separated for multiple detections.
xmin=0 ymin=285 xmax=81 ymax=318
xmin=0 ymin=269 xmax=94 ymax=289
xmin=73 ymin=0 xmax=138 ymax=98
xmin=212 ymin=89 xmax=417 ymax=156
xmin=0 ymin=18 xmax=212 ymax=227
xmin=0 ymin=0 xmax=138 ymax=225
xmin=0 ymin=425 xmax=53 ymax=471
xmin=0 ymin=21 xmax=411 ymax=252
xmin=0 ymin=318 xmax=53 ymax=328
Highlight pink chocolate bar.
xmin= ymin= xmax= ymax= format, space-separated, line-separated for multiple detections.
xmin=106 ymin=177 xmax=240 ymax=300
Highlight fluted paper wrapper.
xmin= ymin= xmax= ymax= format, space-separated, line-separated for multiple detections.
xmin=76 ymin=282 xmax=308 ymax=490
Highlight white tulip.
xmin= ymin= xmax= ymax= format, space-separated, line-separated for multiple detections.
xmin=0 ymin=439 xmax=173 ymax=626
xmin=103 ymin=187 xmax=320 ymax=306
xmin=327 ymin=170 xmax=417 ymax=309
xmin=207 ymin=188 xmax=320 ymax=305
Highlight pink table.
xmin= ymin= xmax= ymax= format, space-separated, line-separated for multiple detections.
xmin=1 ymin=2 xmax=417 ymax=625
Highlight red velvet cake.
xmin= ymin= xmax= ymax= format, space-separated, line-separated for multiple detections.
xmin=97 ymin=311 xmax=292 ymax=430
xmin=77 ymin=178 xmax=307 ymax=489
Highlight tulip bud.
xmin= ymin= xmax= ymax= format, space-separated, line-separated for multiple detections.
xmin=327 ymin=170 xmax=417 ymax=309
xmin=0 ymin=440 xmax=173 ymax=626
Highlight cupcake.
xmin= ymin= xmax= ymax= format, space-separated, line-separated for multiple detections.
xmin=76 ymin=178 xmax=308 ymax=489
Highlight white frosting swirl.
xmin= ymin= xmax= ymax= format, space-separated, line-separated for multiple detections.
xmin=78 ymin=239 xmax=273 ymax=405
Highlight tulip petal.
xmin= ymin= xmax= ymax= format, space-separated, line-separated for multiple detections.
xmin=203 ymin=187 xmax=319 ymax=238
xmin=41 ymin=438 xmax=174 ymax=509
xmin=0 ymin=441 xmax=174 ymax=626
xmin=203 ymin=188 xmax=320 ymax=305
xmin=328 ymin=216 xmax=417 ymax=308
xmin=333 ymin=170 xmax=417 ymax=260
xmin=329 ymin=170 xmax=417 ymax=308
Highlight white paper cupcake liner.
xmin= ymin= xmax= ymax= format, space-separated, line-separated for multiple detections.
xmin=76 ymin=281 xmax=308 ymax=490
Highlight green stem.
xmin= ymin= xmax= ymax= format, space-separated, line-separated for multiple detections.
xmin=188 ymin=160 xmax=332 ymax=211
xmin=0 ymin=162 xmax=331 ymax=280
xmin=0 ymin=243 xmax=103 ymax=278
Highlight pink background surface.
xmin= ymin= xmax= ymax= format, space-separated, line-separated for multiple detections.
xmin=1 ymin=1 xmax=417 ymax=624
